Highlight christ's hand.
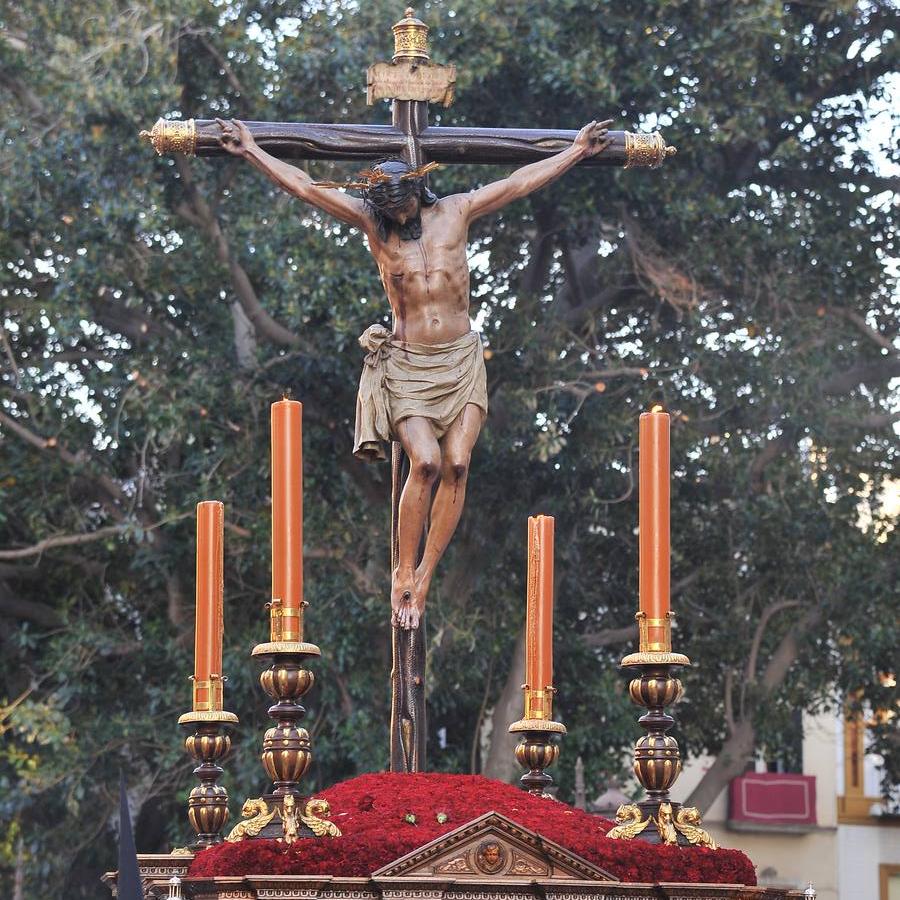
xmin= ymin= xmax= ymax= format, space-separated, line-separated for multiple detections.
xmin=573 ymin=119 xmax=614 ymax=158
xmin=464 ymin=118 xmax=615 ymax=221
xmin=216 ymin=118 xmax=257 ymax=157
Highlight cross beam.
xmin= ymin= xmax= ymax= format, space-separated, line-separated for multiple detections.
xmin=142 ymin=118 xmax=675 ymax=169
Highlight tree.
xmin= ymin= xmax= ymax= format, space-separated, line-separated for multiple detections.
xmin=1 ymin=1 xmax=897 ymax=897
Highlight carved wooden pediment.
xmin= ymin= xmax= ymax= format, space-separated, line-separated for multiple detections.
xmin=372 ymin=812 xmax=614 ymax=882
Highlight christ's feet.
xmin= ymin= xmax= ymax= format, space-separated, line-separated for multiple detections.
xmin=392 ymin=567 xmax=421 ymax=630
xmin=414 ymin=565 xmax=434 ymax=614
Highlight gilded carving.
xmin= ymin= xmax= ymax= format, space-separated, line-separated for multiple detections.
xmin=673 ymin=806 xmax=718 ymax=850
xmin=655 ymin=802 xmax=679 ymax=846
xmin=139 ymin=118 xmax=197 ymax=157
xmin=474 ymin=839 xmax=507 ymax=875
xmin=605 ymin=804 xmax=651 ymax=841
xmin=508 ymin=852 xmax=548 ymax=876
xmin=434 ymin=854 xmax=474 ymax=874
xmin=622 ymin=132 xmax=677 ymax=169
xmin=225 ymin=798 xmax=277 ymax=842
xmin=301 ymin=798 xmax=343 ymax=837
xmin=281 ymin=794 xmax=301 ymax=845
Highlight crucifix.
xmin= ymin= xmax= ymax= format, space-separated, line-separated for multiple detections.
xmin=142 ymin=7 xmax=674 ymax=774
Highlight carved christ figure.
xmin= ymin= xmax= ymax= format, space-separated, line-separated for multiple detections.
xmin=217 ymin=117 xmax=612 ymax=629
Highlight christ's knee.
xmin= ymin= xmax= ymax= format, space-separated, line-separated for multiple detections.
xmin=442 ymin=455 xmax=470 ymax=484
xmin=411 ymin=454 xmax=440 ymax=484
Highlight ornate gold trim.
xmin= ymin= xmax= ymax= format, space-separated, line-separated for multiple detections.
xmin=392 ymin=8 xmax=430 ymax=61
xmin=250 ymin=640 xmax=321 ymax=657
xmin=225 ymin=798 xmax=278 ymax=842
xmin=605 ymin=804 xmax=650 ymax=840
xmin=267 ymin=598 xmax=307 ymax=642
xmin=191 ymin=673 xmax=226 ymax=712
xmin=624 ymin=131 xmax=676 ymax=168
xmin=521 ymin=685 xmax=558 ymax=721
xmin=621 ymin=651 xmax=691 ymax=666
xmin=604 ymin=803 xmax=717 ymax=849
xmin=637 ymin=610 xmax=672 ymax=653
xmin=301 ymin=798 xmax=342 ymax=837
xmin=508 ymin=718 xmax=567 ymax=734
xmin=177 ymin=709 xmax=239 ymax=725
xmin=139 ymin=118 xmax=197 ymax=156
xmin=674 ymin=806 xmax=718 ymax=849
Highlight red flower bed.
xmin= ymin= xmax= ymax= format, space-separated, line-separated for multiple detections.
xmin=189 ymin=772 xmax=756 ymax=885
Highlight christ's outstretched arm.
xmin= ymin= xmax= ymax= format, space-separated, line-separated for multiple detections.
xmin=216 ymin=118 xmax=371 ymax=230
xmin=460 ymin=119 xmax=613 ymax=221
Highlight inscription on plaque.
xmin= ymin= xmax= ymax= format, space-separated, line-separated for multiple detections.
xmin=366 ymin=61 xmax=457 ymax=106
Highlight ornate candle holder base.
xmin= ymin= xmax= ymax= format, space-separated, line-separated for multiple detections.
xmin=177 ymin=709 xmax=239 ymax=849
xmin=508 ymin=718 xmax=567 ymax=796
xmin=249 ymin=640 xmax=321 ymax=837
xmin=607 ymin=650 xmax=715 ymax=849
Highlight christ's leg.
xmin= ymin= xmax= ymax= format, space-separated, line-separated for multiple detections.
xmin=415 ymin=403 xmax=484 ymax=605
xmin=394 ymin=416 xmax=441 ymax=630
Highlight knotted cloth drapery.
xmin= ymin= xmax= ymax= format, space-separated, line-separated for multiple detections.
xmin=354 ymin=324 xmax=488 ymax=462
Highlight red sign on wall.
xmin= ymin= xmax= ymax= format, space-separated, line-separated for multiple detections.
xmin=729 ymin=773 xmax=817 ymax=827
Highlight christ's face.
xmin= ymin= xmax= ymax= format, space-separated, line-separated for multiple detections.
xmin=383 ymin=194 xmax=421 ymax=225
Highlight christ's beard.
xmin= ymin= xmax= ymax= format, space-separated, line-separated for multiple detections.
xmin=396 ymin=215 xmax=422 ymax=241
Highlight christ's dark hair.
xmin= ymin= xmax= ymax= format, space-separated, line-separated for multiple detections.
xmin=364 ymin=158 xmax=438 ymax=241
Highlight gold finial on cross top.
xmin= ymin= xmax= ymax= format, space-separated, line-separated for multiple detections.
xmin=392 ymin=7 xmax=429 ymax=61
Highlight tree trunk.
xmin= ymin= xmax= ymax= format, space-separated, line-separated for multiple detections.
xmin=683 ymin=719 xmax=755 ymax=813
xmin=231 ymin=300 xmax=257 ymax=369
xmin=482 ymin=628 xmax=526 ymax=782
xmin=13 ymin=835 xmax=25 ymax=900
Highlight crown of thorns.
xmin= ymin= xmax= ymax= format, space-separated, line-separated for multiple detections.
xmin=312 ymin=161 xmax=441 ymax=191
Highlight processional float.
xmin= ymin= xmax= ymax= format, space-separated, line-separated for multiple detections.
xmin=111 ymin=8 xmax=816 ymax=900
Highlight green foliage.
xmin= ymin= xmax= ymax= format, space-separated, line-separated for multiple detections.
xmin=1 ymin=1 xmax=898 ymax=897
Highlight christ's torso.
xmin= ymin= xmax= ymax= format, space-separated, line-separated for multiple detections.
xmin=368 ymin=197 xmax=471 ymax=345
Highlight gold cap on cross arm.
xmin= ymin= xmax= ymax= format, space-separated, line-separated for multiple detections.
xmin=393 ymin=7 xmax=430 ymax=61
xmin=139 ymin=117 xmax=197 ymax=156
xmin=624 ymin=131 xmax=677 ymax=168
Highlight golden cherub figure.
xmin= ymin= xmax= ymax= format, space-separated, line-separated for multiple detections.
xmin=606 ymin=804 xmax=651 ymax=840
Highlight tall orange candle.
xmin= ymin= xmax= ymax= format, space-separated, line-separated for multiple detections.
xmin=271 ymin=399 xmax=303 ymax=642
xmin=193 ymin=500 xmax=224 ymax=711
xmin=638 ymin=406 xmax=670 ymax=651
xmin=525 ymin=515 xmax=554 ymax=719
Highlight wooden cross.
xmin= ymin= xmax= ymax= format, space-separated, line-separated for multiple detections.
xmin=142 ymin=7 xmax=674 ymax=775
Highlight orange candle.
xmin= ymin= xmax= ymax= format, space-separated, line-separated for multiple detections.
xmin=638 ymin=406 xmax=670 ymax=651
xmin=271 ymin=399 xmax=303 ymax=642
xmin=193 ymin=500 xmax=224 ymax=711
xmin=525 ymin=515 xmax=554 ymax=719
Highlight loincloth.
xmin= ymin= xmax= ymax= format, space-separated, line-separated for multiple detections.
xmin=353 ymin=324 xmax=488 ymax=462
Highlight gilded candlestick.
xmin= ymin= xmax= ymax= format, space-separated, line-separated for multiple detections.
xmin=610 ymin=650 xmax=720 ymax=847
xmin=509 ymin=686 xmax=566 ymax=796
xmin=251 ymin=639 xmax=321 ymax=803
xmin=177 ymin=708 xmax=238 ymax=849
